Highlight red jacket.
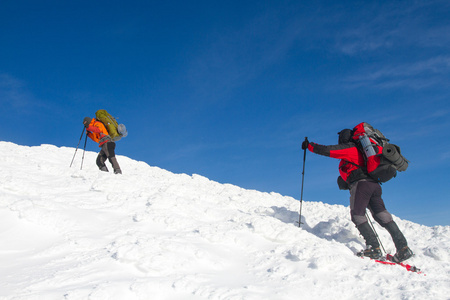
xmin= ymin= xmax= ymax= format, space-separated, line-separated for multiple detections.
xmin=86 ymin=119 xmax=111 ymax=147
xmin=307 ymin=142 xmax=374 ymax=183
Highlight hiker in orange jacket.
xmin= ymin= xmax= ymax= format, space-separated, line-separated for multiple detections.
xmin=83 ymin=117 xmax=122 ymax=174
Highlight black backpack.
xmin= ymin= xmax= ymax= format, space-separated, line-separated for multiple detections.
xmin=352 ymin=122 xmax=409 ymax=183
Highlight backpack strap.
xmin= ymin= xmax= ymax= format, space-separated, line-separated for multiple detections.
xmin=341 ymin=159 xmax=371 ymax=184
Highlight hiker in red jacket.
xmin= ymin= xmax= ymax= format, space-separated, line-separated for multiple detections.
xmin=83 ymin=117 xmax=122 ymax=174
xmin=301 ymin=129 xmax=413 ymax=262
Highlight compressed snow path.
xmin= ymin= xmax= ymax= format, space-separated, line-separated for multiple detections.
xmin=0 ymin=141 xmax=449 ymax=299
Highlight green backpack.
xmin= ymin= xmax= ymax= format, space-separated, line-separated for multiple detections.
xmin=95 ymin=109 xmax=128 ymax=142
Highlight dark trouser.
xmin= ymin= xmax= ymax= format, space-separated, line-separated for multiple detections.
xmin=96 ymin=141 xmax=121 ymax=173
xmin=350 ymin=180 xmax=392 ymax=226
xmin=350 ymin=180 xmax=407 ymax=250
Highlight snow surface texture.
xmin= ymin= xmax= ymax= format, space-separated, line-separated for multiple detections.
xmin=0 ymin=141 xmax=449 ymax=300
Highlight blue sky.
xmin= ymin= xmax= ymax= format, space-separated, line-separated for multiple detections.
xmin=1 ymin=0 xmax=449 ymax=226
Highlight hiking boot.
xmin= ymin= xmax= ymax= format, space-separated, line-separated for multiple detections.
xmin=99 ymin=166 xmax=109 ymax=172
xmin=357 ymin=246 xmax=382 ymax=260
xmin=114 ymin=169 xmax=122 ymax=174
xmin=392 ymin=246 xmax=413 ymax=263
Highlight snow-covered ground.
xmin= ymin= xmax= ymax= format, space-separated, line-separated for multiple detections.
xmin=0 ymin=141 xmax=449 ymax=300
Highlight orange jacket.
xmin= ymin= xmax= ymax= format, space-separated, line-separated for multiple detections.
xmin=86 ymin=119 xmax=111 ymax=146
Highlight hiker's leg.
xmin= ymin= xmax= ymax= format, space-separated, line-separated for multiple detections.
xmin=96 ymin=145 xmax=108 ymax=172
xmin=106 ymin=142 xmax=122 ymax=174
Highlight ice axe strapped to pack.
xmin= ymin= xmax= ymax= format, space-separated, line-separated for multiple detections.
xmin=95 ymin=109 xmax=128 ymax=142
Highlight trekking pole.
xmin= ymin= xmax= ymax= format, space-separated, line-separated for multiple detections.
xmin=80 ymin=133 xmax=88 ymax=170
xmin=298 ymin=137 xmax=308 ymax=227
xmin=366 ymin=211 xmax=386 ymax=254
xmin=70 ymin=127 xmax=85 ymax=168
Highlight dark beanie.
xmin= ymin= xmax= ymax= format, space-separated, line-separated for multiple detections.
xmin=83 ymin=117 xmax=92 ymax=127
xmin=338 ymin=129 xmax=353 ymax=144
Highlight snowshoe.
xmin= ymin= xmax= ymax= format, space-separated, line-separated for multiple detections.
xmin=391 ymin=246 xmax=413 ymax=263
xmin=357 ymin=246 xmax=382 ymax=260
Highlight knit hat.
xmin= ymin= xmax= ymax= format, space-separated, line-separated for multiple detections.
xmin=338 ymin=129 xmax=353 ymax=144
xmin=83 ymin=117 xmax=92 ymax=127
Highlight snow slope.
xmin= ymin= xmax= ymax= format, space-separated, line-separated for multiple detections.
xmin=0 ymin=141 xmax=449 ymax=300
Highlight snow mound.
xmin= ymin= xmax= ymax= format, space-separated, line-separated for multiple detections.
xmin=0 ymin=141 xmax=449 ymax=299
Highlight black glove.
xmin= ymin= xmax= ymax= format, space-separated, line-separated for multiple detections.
xmin=301 ymin=138 xmax=309 ymax=150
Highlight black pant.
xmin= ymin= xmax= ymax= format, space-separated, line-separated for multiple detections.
xmin=96 ymin=142 xmax=121 ymax=172
xmin=350 ymin=180 xmax=408 ymax=250
xmin=349 ymin=180 xmax=393 ymax=227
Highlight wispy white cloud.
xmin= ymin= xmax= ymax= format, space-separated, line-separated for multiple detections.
xmin=327 ymin=1 xmax=450 ymax=91
xmin=185 ymin=9 xmax=309 ymax=103
xmin=333 ymin=15 xmax=399 ymax=55
xmin=343 ymin=56 xmax=450 ymax=89
xmin=442 ymin=151 xmax=450 ymax=160
xmin=186 ymin=0 xmax=450 ymax=98
xmin=0 ymin=73 xmax=35 ymax=109
xmin=332 ymin=1 xmax=450 ymax=55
